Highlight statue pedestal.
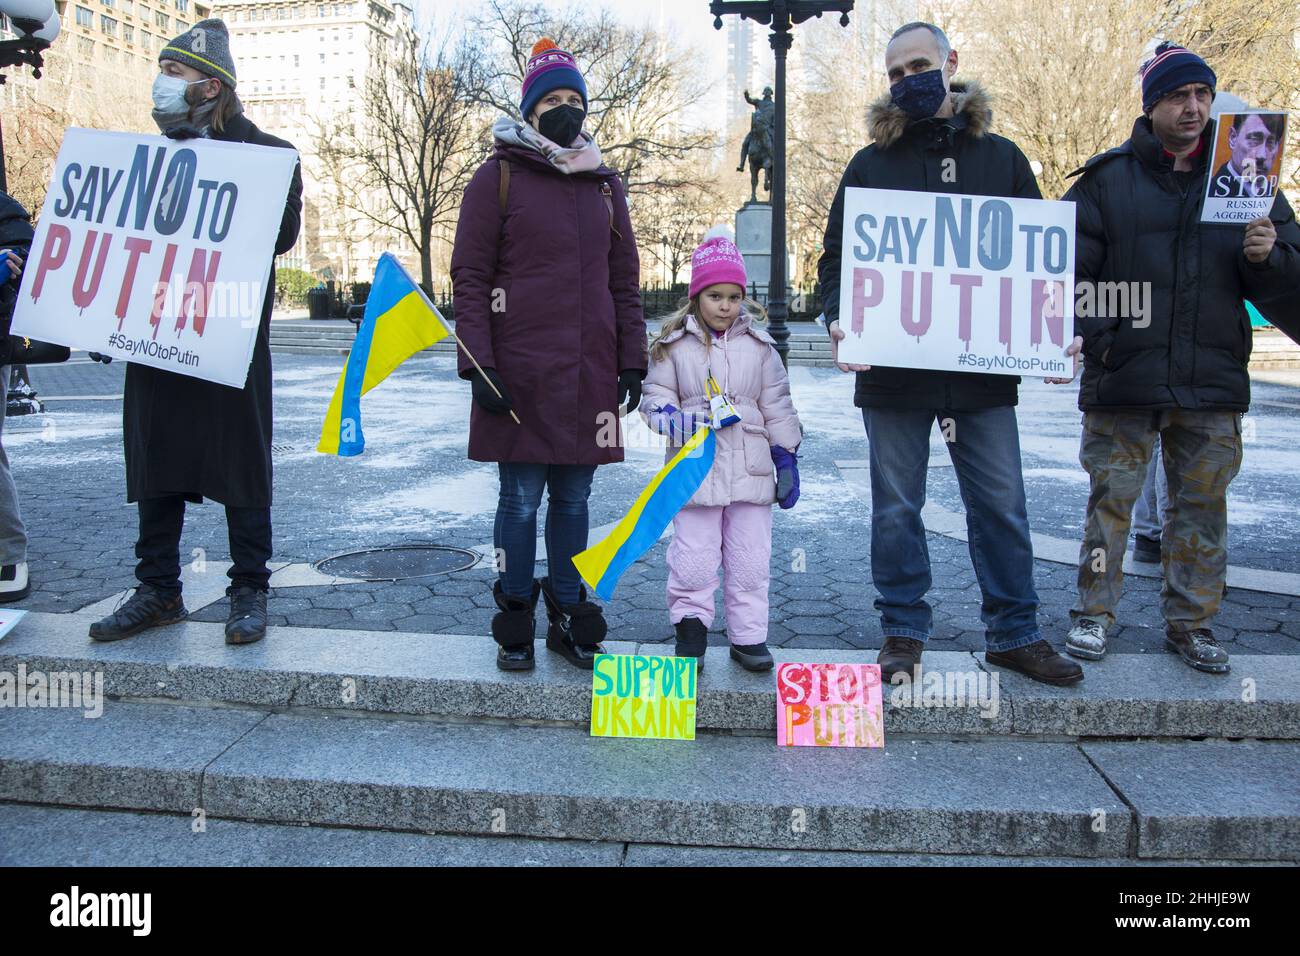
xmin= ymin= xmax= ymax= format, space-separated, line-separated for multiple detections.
xmin=735 ymin=202 xmax=773 ymax=298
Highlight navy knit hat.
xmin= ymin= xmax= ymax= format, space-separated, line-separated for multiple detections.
xmin=519 ymin=38 xmax=587 ymax=122
xmin=1140 ymin=42 xmax=1215 ymax=113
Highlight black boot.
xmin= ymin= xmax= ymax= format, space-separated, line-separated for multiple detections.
xmin=492 ymin=580 xmax=540 ymax=671
xmin=89 ymin=584 xmax=188 ymax=642
xmin=729 ymin=642 xmax=773 ymax=672
xmin=674 ymin=616 xmax=707 ymax=668
xmin=225 ymin=586 xmax=268 ymax=645
xmin=540 ymin=576 xmax=606 ymax=670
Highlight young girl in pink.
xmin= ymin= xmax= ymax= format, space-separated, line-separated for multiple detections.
xmin=639 ymin=229 xmax=803 ymax=671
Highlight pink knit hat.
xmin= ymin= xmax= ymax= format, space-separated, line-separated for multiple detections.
xmin=688 ymin=226 xmax=747 ymax=299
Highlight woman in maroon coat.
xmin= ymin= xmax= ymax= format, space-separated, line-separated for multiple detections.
xmin=451 ymin=39 xmax=647 ymax=672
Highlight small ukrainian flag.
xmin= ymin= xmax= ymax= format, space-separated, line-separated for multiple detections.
xmin=573 ymin=425 xmax=717 ymax=601
xmin=317 ymin=253 xmax=450 ymax=456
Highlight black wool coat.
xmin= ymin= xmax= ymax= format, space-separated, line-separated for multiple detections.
xmin=123 ymin=113 xmax=303 ymax=508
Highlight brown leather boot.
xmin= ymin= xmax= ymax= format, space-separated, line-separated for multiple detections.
xmin=985 ymin=640 xmax=1084 ymax=686
xmin=877 ymin=636 xmax=924 ymax=683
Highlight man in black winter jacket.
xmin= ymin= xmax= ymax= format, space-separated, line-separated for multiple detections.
xmin=1061 ymin=43 xmax=1300 ymax=673
xmin=817 ymin=21 xmax=1083 ymax=687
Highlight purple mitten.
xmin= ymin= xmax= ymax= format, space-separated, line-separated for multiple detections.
xmin=771 ymin=445 xmax=799 ymax=509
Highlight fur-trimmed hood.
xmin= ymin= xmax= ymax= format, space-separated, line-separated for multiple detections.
xmin=867 ymin=79 xmax=993 ymax=149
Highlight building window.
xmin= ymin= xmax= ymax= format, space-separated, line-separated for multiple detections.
xmin=293 ymin=54 xmax=299 ymax=67
xmin=77 ymin=35 xmax=95 ymax=56
xmin=123 ymin=23 xmax=133 ymax=43
xmin=75 ymin=5 xmax=93 ymax=26
xmin=100 ymin=0 xmax=114 ymax=7
xmin=100 ymin=14 xmax=117 ymax=35
xmin=141 ymin=30 xmax=151 ymax=51
xmin=175 ymin=18 xmax=187 ymax=29
xmin=155 ymin=11 xmax=168 ymax=28
xmin=174 ymin=0 xmax=188 ymax=11
xmin=317 ymin=5 xmax=323 ymax=16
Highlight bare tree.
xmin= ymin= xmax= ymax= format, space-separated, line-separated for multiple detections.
xmin=337 ymin=29 xmax=491 ymax=292
xmin=304 ymin=111 xmax=377 ymax=286
xmin=633 ymin=176 xmax=732 ymax=288
xmin=469 ymin=0 xmax=716 ymax=199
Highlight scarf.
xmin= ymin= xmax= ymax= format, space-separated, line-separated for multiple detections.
xmin=152 ymin=95 xmax=241 ymax=139
xmin=490 ymin=114 xmax=603 ymax=174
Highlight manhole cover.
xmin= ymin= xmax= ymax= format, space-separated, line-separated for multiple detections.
xmin=314 ymin=544 xmax=480 ymax=582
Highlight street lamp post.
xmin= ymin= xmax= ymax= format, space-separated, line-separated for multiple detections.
xmin=710 ymin=0 xmax=854 ymax=368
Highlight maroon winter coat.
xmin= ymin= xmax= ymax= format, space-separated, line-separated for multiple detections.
xmin=450 ymin=142 xmax=646 ymax=464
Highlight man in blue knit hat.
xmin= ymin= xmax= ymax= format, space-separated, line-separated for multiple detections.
xmin=1060 ymin=43 xmax=1300 ymax=671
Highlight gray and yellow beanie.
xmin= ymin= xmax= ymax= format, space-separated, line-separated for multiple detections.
xmin=159 ymin=18 xmax=237 ymax=89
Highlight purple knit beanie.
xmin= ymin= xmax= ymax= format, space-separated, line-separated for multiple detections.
xmin=520 ymin=38 xmax=588 ymax=121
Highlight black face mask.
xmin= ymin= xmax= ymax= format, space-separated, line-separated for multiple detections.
xmin=536 ymin=104 xmax=585 ymax=146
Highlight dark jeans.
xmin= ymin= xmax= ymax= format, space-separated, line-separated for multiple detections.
xmin=863 ymin=405 xmax=1041 ymax=652
xmin=135 ymin=495 xmax=272 ymax=597
xmin=495 ymin=463 xmax=596 ymax=605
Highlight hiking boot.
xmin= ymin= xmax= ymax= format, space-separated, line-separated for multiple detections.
xmin=674 ymin=616 xmax=707 ymax=668
xmin=492 ymin=580 xmax=539 ymax=671
xmin=0 ymin=561 xmax=30 ymax=603
xmin=985 ymin=639 xmax=1084 ymax=686
xmin=88 ymin=584 xmax=188 ymax=642
xmin=225 ymin=586 xmax=268 ymax=645
xmin=1132 ymin=534 xmax=1161 ymax=564
xmin=1065 ymin=618 xmax=1108 ymax=660
xmin=877 ymin=636 xmax=924 ymax=683
xmin=540 ymin=577 xmax=606 ymax=670
xmin=1165 ymin=628 xmax=1230 ymax=674
xmin=729 ymin=642 xmax=773 ymax=672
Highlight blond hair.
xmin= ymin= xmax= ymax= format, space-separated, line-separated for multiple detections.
xmin=649 ymin=294 xmax=769 ymax=363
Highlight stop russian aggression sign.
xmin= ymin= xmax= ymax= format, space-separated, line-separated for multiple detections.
xmin=836 ymin=187 xmax=1076 ymax=377
xmin=11 ymin=128 xmax=298 ymax=388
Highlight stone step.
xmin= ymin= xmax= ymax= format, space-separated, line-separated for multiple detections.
xmin=3 ymin=614 xmax=1297 ymax=740
xmin=2 ymin=803 xmax=1274 ymax=867
xmin=2 ymin=700 xmax=1296 ymax=858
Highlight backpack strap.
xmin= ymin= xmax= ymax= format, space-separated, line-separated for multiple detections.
xmin=600 ymin=180 xmax=623 ymax=240
xmin=498 ymin=159 xmax=510 ymax=216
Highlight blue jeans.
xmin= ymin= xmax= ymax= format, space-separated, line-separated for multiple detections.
xmin=495 ymin=463 xmax=596 ymax=605
xmin=863 ymin=406 xmax=1041 ymax=652
xmin=1131 ymin=433 xmax=1168 ymax=542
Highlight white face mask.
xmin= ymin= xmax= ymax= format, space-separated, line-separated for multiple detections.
xmin=152 ymin=73 xmax=207 ymax=114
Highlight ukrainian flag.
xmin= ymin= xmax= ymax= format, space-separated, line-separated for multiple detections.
xmin=573 ymin=426 xmax=716 ymax=601
xmin=317 ymin=253 xmax=450 ymax=456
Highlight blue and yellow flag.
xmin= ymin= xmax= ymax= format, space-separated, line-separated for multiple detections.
xmin=317 ymin=253 xmax=450 ymax=456
xmin=573 ymin=427 xmax=716 ymax=601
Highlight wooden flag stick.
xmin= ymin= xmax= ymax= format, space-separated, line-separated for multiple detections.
xmin=408 ymin=271 xmax=521 ymax=426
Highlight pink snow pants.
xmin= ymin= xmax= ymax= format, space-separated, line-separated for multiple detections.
xmin=666 ymin=503 xmax=773 ymax=645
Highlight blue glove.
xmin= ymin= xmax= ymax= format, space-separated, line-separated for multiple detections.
xmin=649 ymin=403 xmax=704 ymax=441
xmin=771 ymin=445 xmax=799 ymax=509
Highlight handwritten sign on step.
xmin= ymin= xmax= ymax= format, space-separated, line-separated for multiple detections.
xmin=591 ymin=653 xmax=697 ymax=741
xmin=776 ymin=662 xmax=884 ymax=748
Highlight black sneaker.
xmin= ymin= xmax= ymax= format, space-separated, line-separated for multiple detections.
xmin=0 ymin=562 xmax=30 ymax=603
xmin=674 ymin=616 xmax=707 ymax=669
xmin=985 ymin=639 xmax=1084 ymax=686
xmin=89 ymin=584 xmax=188 ymax=642
xmin=729 ymin=642 xmax=773 ymax=672
xmin=225 ymin=586 xmax=268 ymax=645
xmin=1165 ymin=628 xmax=1230 ymax=674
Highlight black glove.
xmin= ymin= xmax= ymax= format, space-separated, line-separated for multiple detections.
xmin=88 ymin=352 xmax=113 ymax=364
xmin=163 ymin=125 xmax=203 ymax=140
xmin=617 ymin=368 xmax=644 ymax=411
xmin=471 ymin=367 xmax=514 ymax=415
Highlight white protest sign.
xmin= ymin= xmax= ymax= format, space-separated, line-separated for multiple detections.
xmin=11 ymin=128 xmax=298 ymax=388
xmin=1202 ymin=111 xmax=1288 ymax=224
xmin=836 ymin=188 xmax=1075 ymax=377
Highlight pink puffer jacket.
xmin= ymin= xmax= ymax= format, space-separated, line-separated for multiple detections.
xmin=639 ymin=312 xmax=802 ymax=508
